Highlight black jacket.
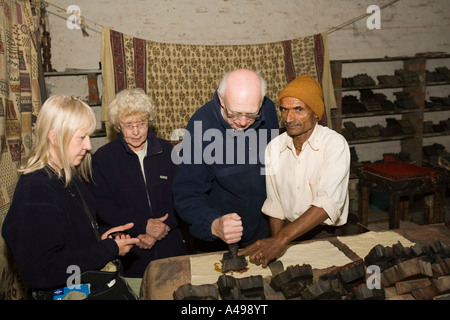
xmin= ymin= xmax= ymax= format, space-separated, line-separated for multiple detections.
xmin=2 ymin=168 xmax=118 ymax=290
xmin=91 ymin=130 xmax=185 ymax=277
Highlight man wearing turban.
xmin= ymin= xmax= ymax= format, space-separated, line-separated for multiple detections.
xmin=240 ymin=75 xmax=351 ymax=267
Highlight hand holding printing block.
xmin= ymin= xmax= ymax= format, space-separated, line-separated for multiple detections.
xmin=211 ymin=213 xmax=243 ymax=244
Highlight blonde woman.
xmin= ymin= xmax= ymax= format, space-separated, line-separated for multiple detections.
xmin=2 ymin=95 xmax=139 ymax=299
xmin=90 ymin=88 xmax=185 ymax=287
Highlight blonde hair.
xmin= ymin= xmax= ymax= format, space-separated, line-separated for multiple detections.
xmin=108 ymin=88 xmax=156 ymax=132
xmin=20 ymin=94 xmax=97 ymax=185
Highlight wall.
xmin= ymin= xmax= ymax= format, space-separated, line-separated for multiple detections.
xmin=43 ymin=0 xmax=450 ymax=158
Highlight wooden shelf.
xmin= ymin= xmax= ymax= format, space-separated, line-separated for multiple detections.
xmin=333 ymin=108 xmax=420 ymax=119
xmin=333 ymin=53 xmax=450 ymax=64
xmin=347 ymin=134 xmax=419 ymax=145
xmin=331 ymin=53 xmax=450 ymax=165
xmin=44 ymin=69 xmax=101 ymax=77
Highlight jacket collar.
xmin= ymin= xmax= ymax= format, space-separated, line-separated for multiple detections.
xmin=118 ymin=129 xmax=163 ymax=156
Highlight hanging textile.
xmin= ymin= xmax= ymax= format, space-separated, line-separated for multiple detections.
xmin=102 ymin=27 xmax=335 ymax=141
xmin=0 ymin=0 xmax=42 ymax=300
xmin=0 ymin=0 xmax=41 ymax=218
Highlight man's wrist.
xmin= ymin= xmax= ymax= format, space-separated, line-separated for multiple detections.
xmin=274 ymin=228 xmax=291 ymax=248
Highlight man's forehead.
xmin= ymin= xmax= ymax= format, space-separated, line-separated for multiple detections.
xmin=280 ymin=96 xmax=308 ymax=107
xmin=223 ymin=94 xmax=261 ymax=112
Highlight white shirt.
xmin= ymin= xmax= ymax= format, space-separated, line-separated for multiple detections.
xmin=134 ymin=141 xmax=147 ymax=182
xmin=262 ymin=123 xmax=350 ymax=226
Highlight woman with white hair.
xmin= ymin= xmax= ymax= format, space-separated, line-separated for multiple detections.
xmin=2 ymin=95 xmax=139 ymax=299
xmin=90 ymin=88 xmax=185 ymax=291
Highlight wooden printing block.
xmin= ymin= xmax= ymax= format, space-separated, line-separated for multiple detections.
xmin=269 ymin=264 xmax=313 ymax=292
xmin=391 ymin=241 xmax=414 ymax=264
xmin=381 ymin=266 xmax=400 ymax=287
xmin=217 ymin=274 xmax=265 ymax=300
xmin=381 ymin=257 xmax=433 ymax=287
xmin=411 ymin=284 xmax=439 ymax=300
xmin=222 ymin=243 xmax=247 ymax=273
xmin=431 ymin=258 xmax=450 ymax=277
xmin=348 ymin=283 xmax=385 ymax=300
xmin=352 ymin=73 xmax=376 ymax=87
xmin=394 ymin=69 xmax=420 ymax=84
xmin=435 ymin=66 xmax=450 ymax=80
xmin=395 ymin=278 xmax=432 ymax=295
xmin=398 ymin=258 xmax=433 ymax=279
xmin=364 ymin=244 xmax=395 ymax=271
xmin=235 ymin=275 xmax=266 ymax=300
xmin=412 ymin=276 xmax=450 ymax=300
xmin=301 ymin=279 xmax=345 ymax=300
xmin=217 ymin=274 xmax=239 ymax=300
xmin=363 ymin=101 xmax=382 ymax=111
xmin=173 ymin=283 xmax=219 ymax=300
xmin=432 ymin=275 xmax=450 ymax=295
xmin=268 ymin=260 xmax=284 ymax=275
xmin=280 ymin=281 xmax=308 ymax=300
xmin=320 ymin=260 xmax=366 ymax=291
xmin=428 ymin=240 xmax=450 ymax=259
xmin=377 ymin=75 xmax=402 ymax=87
xmin=410 ymin=243 xmax=425 ymax=257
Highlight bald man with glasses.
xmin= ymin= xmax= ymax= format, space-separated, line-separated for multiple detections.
xmin=173 ymin=69 xmax=279 ymax=252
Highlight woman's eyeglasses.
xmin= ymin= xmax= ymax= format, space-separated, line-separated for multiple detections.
xmin=120 ymin=121 xmax=148 ymax=132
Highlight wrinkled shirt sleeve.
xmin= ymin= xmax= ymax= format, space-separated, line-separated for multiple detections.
xmin=311 ymin=135 xmax=350 ymax=225
xmin=261 ymin=137 xmax=285 ymax=220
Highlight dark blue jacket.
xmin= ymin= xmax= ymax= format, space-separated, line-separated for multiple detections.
xmin=173 ymin=91 xmax=279 ymax=245
xmin=91 ymin=130 xmax=185 ymax=277
xmin=2 ymin=168 xmax=118 ymax=291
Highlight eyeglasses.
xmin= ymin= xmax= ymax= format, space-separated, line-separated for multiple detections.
xmin=120 ymin=121 xmax=148 ymax=132
xmin=222 ymin=103 xmax=261 ymax=121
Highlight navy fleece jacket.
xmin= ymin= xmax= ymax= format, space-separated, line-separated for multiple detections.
xmin=173 ymin=91 xmax=279 ymax=245
xmin=91 ymin=130 xmax=185 ymax=277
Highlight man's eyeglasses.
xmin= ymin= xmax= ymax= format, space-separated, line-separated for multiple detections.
xmin=222 ymin=104 xmax=261 ymax=121
xmin=120 ymin=121 xmax=148 ymax=132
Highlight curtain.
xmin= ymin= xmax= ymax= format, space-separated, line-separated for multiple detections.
xmin=0 ymin=0 xmax=41 ymax=300
xmin=101 ymin=27 xmax=336 ymax=141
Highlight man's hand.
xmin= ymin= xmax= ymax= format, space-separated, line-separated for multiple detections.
xmin=239 ymin=206 xmax=330 ymax=268
xmin=146 ymin=213 xmax=170 ymax=240
xmin=238 ymin=235 xmax=288 ymax=268
xmin=211 ymin=213 xmax=243 ymax=244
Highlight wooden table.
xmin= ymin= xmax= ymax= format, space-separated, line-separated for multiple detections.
xmin=139 ymin=223 xmax=450 ymax=300
xmin=358 ymin=161 xmax=447 ymax=230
